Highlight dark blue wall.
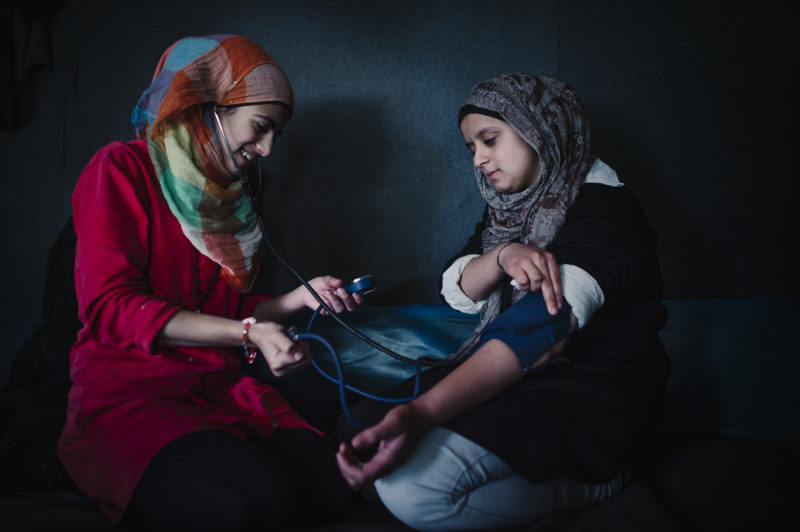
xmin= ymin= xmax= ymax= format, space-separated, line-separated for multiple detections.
xmin=0 ymin=0 xmax=794 ymax=384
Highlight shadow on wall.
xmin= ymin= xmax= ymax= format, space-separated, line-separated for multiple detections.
xmin=254 ymin=97 xmax=440 ymax=305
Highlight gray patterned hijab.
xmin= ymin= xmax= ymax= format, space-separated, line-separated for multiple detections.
xmin=451 ymin=73 xmax=593 ymax=361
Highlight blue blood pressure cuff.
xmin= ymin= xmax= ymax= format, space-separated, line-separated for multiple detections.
xmin=479 ymin=292 xmax=572 ymax=372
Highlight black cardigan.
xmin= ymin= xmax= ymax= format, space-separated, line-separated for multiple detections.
xmin=341 ymin=183 xmax=672 ymax=485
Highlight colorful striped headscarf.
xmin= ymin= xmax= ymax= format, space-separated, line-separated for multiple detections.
xmin=452 ymin=74 xmax=592 ymax=360
xmin=132 ymin=34 xmax=293 ymax=293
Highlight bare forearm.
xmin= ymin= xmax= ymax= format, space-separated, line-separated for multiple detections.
xmin=459 ymin=247 xmax=506 ymax=302
xmin=159 ymin=294 xmax=306 ymax=347
xmin=411 ymin=339 xmax=549 ymax=429
xmin=253 ymin=286 xmax=306 ymax=322
xmin=411 ymin=310 xmax=580 ymax=427
xmin=160 ymin=310 xmax=244 ymax=346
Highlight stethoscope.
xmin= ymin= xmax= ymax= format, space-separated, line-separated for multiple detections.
xmin=212 ymin=106 xmax=458 ymax=427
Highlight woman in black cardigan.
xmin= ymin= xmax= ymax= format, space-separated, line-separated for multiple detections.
xmin=337 ymin=73 xmax=670 ymax=531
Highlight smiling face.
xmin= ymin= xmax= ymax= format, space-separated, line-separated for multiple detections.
xmin=213 ymin=103 xmax=291 ymax=176
xmin=459 ymin=113 xmax=541 ymax=194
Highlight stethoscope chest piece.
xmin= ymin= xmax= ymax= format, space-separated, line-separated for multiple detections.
xmin=346 ymin=274 xmax=376 ymax=296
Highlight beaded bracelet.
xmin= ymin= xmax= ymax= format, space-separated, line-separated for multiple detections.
xmin=242 ymin=317 xmax=258 ymax=364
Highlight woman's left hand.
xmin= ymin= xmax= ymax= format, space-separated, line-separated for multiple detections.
xmin=497 ymin=243 xmax=562 ymax=314
xmin=336 ymin=404 xmax=428 ymax=490
xmin=247 ymin=320 xmax=311 ymax=377
xmin=302 ymin=275 xmax=363 ymax=314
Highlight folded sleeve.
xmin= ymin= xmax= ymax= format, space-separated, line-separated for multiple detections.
xmin=559 ymin=264 xmax=604 ymax=328
xmin=441 ymin=252 xmax=603 ymax=326
xmin=439 ymin=209 xmax=488 ymax=309
xmin=440 ymin=254 xmax=485 ymax=314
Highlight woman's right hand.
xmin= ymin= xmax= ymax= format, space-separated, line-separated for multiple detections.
xmin=247 ymin=321 xmax=310 ymax=377
xmin=337 ymin=403 xmax=429 ymax=490
xmin=301 ymin=275 xmax=363 ymax=315
xmin=497 ymin=243 xmax=563 ymax=314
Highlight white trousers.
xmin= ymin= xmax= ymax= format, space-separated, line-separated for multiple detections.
xmin=375 ymin=427 xmax=624 ymax=531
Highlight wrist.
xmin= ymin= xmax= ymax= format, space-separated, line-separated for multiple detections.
xmin=495 ymin=242 xmax=514 ymax=272
xmin=266 ymin=287 xmax=305 ymax=317
xmin=288 ymin=285 xmax=308 ymax=311
xmin=407 ymin=397 xmax=444 ymax=431
xmin=241 ymin=317 xmax=258 ymax=364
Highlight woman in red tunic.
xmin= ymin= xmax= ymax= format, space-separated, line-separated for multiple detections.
xmin=58 ymin=35 xmax=361 ymax=530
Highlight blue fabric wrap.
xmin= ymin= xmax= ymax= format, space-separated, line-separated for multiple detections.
xmin=479 ymin=292 xmax=572 ymax=371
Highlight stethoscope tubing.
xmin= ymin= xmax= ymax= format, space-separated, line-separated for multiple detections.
xmin=212 ymin=108 xmax=459 ymax=426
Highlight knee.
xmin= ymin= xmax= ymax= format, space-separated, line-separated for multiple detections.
xmin=372 ymin=427 xmax=488 ymax=531
xmin=375 ymin=473 xmax=455 ymax=532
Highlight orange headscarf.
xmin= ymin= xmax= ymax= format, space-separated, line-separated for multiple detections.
xmin=132 ymin=35 xmax=293 ymax=292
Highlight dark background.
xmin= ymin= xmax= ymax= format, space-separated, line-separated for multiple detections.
xmin=0 ymin=0 xmax=794 ymax=385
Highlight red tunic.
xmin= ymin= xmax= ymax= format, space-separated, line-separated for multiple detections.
xmin=57 ymin=140 xmax=315 ymax=522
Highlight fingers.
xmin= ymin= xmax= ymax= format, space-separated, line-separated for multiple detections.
xmin=516 ymin=260 xmax=543 ymax=292
xmin=336 ymin=439 xmax=401 ymax=490
xmin=264 ymin=347 xmax=308 ymax=376
xmin=504 ymin=245 xmax=563 ymax=314
xmin=544 ymin=252 xmax=563 ymax=312
xmin=251 ymin=322 xmax=310 ymax=377
xmin=308 ymin=275 xmax=365 ymax=314
xmin=267 ymin=341 xmax=310 ymax=377
xmin=336 ymin=406 xmax=419 ymax=490
xmin=350 ymin=422 xmax=386 ymax=451
xmin=317 ymin=289 xmax=344 ymax=314
xmin=526 ymin=253 xmax=559 ymax=314
xmin=336 ymin=443 xmax=367 ymax=490
xmin=333 ymin=286 xmax=359 ymax=311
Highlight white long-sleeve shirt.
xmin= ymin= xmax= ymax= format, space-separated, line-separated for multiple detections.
xmin=440 ymin=158 xmax=622 ymax=329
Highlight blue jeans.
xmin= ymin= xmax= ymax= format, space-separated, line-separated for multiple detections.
xmin=375 ymin=427 xmax=625 ymax=531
